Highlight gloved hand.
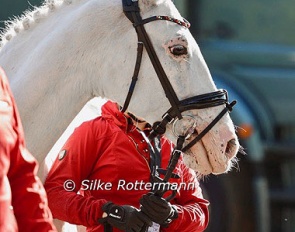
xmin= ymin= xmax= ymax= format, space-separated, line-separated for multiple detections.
xmin=140 ymin=193 xmax=178 ymax=227
xmin=99 ymin=202 xmax=152 ymax=232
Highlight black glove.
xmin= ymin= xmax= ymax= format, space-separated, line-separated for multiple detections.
xmin=140 ymin=193 xmax=178 ymax=227
xmin=99 ymin=202 xmax=152 ymax=232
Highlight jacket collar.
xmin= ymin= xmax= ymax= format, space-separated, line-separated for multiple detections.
xmin=101 ymin=100 xmax=151 ymax=133
xmin=101 ymin=100 xmax=133 ymax=132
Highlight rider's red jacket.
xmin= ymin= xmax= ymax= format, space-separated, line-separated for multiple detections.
xmin=0 ymin=67 xmax=56 ymax=232
xmin=44 ymin=101 xmax=209 ymax=232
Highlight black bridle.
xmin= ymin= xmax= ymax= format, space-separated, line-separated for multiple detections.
xmin=121 ymin=0 xmax=236 ymax=151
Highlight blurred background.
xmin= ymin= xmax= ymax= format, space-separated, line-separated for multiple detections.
xmin=1 ymin=0 xmax=295 ymax=232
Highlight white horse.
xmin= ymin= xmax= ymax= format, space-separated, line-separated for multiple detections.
xmin=0 ymin=0 xmax=239 ymax=230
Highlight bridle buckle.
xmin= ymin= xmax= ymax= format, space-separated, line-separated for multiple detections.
xmin=162 ymin=113 xmax=175 ymax=124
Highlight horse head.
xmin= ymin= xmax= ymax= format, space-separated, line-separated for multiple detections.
xmin=111 ymin=0 xmax=240 ymax=175
xmin=0 ymin=0 xmax=239 ymax=176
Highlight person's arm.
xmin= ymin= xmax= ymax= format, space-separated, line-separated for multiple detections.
xmin=162 ymin=162 xmax=209 ymax=232
xmin=45 ymin=120 xmax=153 ymax=231
xmin=0 ymin=67 xmax=56 ymax=232
xmin=44 ymin=121 xmax=109 ymax=227
xmin=0 ymin=106 xmax=18 ymax=232
xmin=140 ymin=136 xmax=209 ymax=232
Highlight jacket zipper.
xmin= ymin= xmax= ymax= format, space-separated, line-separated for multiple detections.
xmin=127 ymin=134 xmax=151 ymax=173
xmin=122 ymin=114 xmax=151 ymax=172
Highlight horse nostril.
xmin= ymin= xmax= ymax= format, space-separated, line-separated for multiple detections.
xmin=225 ymin=139 xmax=238 ymax=158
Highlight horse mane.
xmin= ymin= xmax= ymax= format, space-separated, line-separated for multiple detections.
xmin=0 ymin=0 xmax=78 ymax=49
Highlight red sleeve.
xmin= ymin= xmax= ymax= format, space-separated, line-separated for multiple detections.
xmin=159 ymin=139 xmax=209 ymax=232
xmin=0 ymin=67 xmax=56 ymax=232
xmin=164 ymin=163 xmax=209 ymax=232
xmin=44 ymin=121 xmax=107 ymax=227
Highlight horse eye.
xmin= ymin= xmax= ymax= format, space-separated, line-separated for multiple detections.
xmin=169 ymin=45 xmax=187 ymax=56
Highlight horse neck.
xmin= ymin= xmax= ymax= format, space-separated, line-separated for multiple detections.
xmin=0 ymin=0 xmax=133 ymax=162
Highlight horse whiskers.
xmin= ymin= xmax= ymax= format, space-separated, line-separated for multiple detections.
xmin=235 ymin=125 xmax=244 ymax=132
xmin=238 ymin=145 xmax=246 ymax=155
xmin=228 ymin=156 xmax=240 ymax=172
xmin=196 ymin=173 xmax=205 ymax=181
